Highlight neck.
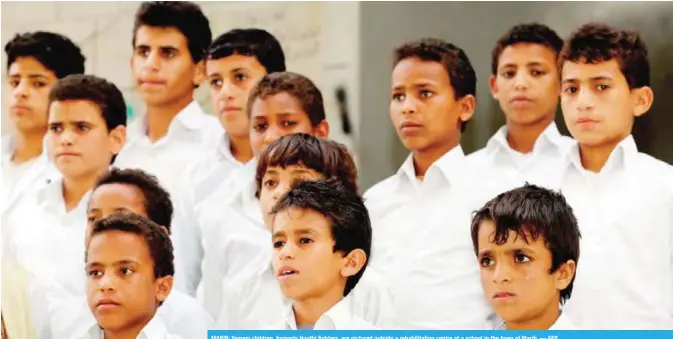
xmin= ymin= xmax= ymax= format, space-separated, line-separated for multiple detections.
xmin=505 ymin=116 xmax=554 ymax=154
xmin=102 ymin=314 xmax=153 ymax=339
xmin=293 ymin=284 xmax=344 ymax=327
xmin=579 ymin=136 xmax=627 ymax=173
xmin=507 ymin=306 xmax=560 ymax=330
xmin=412 ymin=139 xmax=460 ymax=179
xmin=11 ymin=130 xmax=46 ymax=164
xmin=62 ymin=170 xmax=103 ymax=212
xmin=229 ymin=134 xmax=253 ymax=163
xmin=145 ymin=95 xmax=193 ymax=143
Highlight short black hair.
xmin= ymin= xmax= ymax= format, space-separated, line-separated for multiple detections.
xmin=394 ymin=38 xmax=476 ymax=133
xmin=247 ymin=72 xmax=325 ymax=126
xmin=48 ymin=74 xmax=127 ymax=131
xmin=133 ymin=1 xmax=212 ymax=63
xmin=271 ymin=179 xmax=371 ymax=297
xmin=470 ymin=184 xmax=581 ymax=305
xmin=255 ymin=133 xmax=358 ymax=198
xmin=93 ymin=168 xmax=173 ymax=233
xmin=560 ymin=22 xmax=650 ymax=89
xmin=87 ymin=213 xmax=174 ymax=279
xmin=208 ymin=28 xmax=286 ymax=74
xmin=5 ymin=31 xmax=85 ymax=78
xmin=491 ymin=23 xmax=563 ymax=75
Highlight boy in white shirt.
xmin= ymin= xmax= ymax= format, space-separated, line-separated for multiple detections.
xmin=172 ymin=28 xmax=287 ymax=296
xmin=215 ymin=134 xmax=393 ymax=328
xmin=468 ymin=23 xmax=573 ymax=188
xmin=471 ymin=184 xmax=580 ymax=330
xmin=557 ymin=23 xmax=673 ymax=329
xmin=113 ymin=1 xmax=222 ymax=216
xmin=2 ymin=31 xmax=85 ymax=213
xmin=82 ymin=213 xmax=181 ymax=339
xmin=364 ymin=38 xmax=501 ymax=329
xmin=3 ymin=74 xmax=126 ymax=304
xmin=270 ymin=179 xmax=375 ymax=329
xmin=197 ymin=71 xmax=329 ymax=316
xmin=50 ymin=168 xmax=212 ymax=339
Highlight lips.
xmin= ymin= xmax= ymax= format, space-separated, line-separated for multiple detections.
xmin=277 ymin=266 xmax=299 ymax=279
xmin=400 ymin=121 xmax=423 ymax=129
xmin=220 ymin=106 xmax=242 ymax=115
xmin=510 ymin=95 xmax=532 ymax=103
xmin=493 ymin=291 xmax=516 ymax=299
xmin=57 ymin=152 xmax=80 ymax=158
xmin=576 ymin=117 xmax=597 ymax=124
xmin=96 ymin=298 xmax=121 ymax=310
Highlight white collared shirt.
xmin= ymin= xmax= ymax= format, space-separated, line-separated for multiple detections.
xmin=559 ymin=135 xmax=673 ymax=329
xmin=1 ymin=134 xmax=59 ymax=215
xmin=467 ymin=122 xmax=574 ymax=190
xmin=2 ymin=175 xmax=91 ymax=308
xmin=196 ymin=159 xmax=269 ymax=318
xmin=76 ymin=313 xmax=182 ymax=339
xmin=216 ymin=262 xmax=395 ymax=329
xmin=495 ymin=311 xmax=576 ymax=330
xmin=50 ymin=289 xmax=212 ymax=339
xmin=364 ymin=145 xmax=504 ymax=329
xmin=283 ymin=296 xmax=378 ymax=330
xmin=171 ymin=132 xmax=246 ymax=296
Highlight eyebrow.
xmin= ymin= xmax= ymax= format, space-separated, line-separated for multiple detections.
xmin=392 ymin=82 xmax=436 ymax=91
xmin=501 ymin=61 xmax=546 ymax=68
xmin=49 ymin=120 xmax=92 ymax=126
xmin=86 ymin=259 xmax=140 ymax=268
xmin=9 ymin=73 xmax=50 ymax=79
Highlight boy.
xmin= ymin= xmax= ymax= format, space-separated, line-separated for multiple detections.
xmin=2 ymin=74 xmax=126 ymax=304
xmin=50 ymin=168 xmax=212 ymax=339
xmin=364 ymin=38 xmax=502 ymax=328
xmin=82 ymin=213 xmax=180 ymax=338
xmin=269 ymin=179 xmax=374 ymax=329
xmin=557 ymin=23 xmax=673 ymax=329
xmin=471 ymin=184 xmax=580 ymax=330
xmin=2 ymin=31 xmax=85 ymax=213
xmin=196 ymin=71 xmax=329 ymax=315
xmin=114 ymin=1 xmax=222 ymax=204
xmin=172 ymin=28 xmax=286 ymax=295
xmin=468 ymin=23 xmax=573 ymax=189
xmin=215 ymin=134 xmax=393 ymax=328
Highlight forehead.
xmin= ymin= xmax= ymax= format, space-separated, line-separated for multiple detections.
xmin=134 ymin=25 xmax=188 ymax=50
xmin=251 ymin=92 xmax=306 ymax=117
xmin=272 ymin=208 xmax=331 ymax=234
xmin=392 ymin=57 xmax=452 ymax=87
xmin=8 ymin=56 xmax=56 ymax=77
xmin=477 ymin=220 xmax=546 ymax=249
xmin=498 ymin=42 xmax=558 ymax=67
xmin=562 ymin=58 xmax=625 ymax=82
xmin=206 ymin=53 xmax=266 ymax=76
xmin=87 ymin=230 xmax=152 ymax=263
xmin=48 ymin=100 xmax=104 ymax=123
xmin=90 ymin=183 xmax=147 ymax=211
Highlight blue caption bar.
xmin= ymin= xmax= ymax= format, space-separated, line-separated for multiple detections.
xmin=207 ymin=330 xmax=673 ymax=339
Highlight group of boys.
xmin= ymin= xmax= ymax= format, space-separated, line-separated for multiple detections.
xmin=1 ymin=1 xmax=671 ymax=338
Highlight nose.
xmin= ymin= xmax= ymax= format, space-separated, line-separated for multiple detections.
xmin=575 ymin=87 xmax=594 ymax=113
xmin=401 ymin=96 xmax=417 ymax=115
xmin=262 ymin=127 xmax=282 ymax=149
xmin=143 ymin=50 xmax=161 ymax=72
xmin=13 ymin=79 xmax=29 ymax=99
xmin=278 ymin=241 xmax=296 ymax=260
xmin=492 ymin=262 xmax=512 ymax=284
xmin=59 ymin=129 xmax=75 ymax=147
xmin=513 ymin=71 xmax=529 ymax=90
xmin=98 ymin=272 xmax=115 ymax=292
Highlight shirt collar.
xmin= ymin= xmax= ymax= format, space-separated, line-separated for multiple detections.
xmin=128 ymin=100 xmax=206 ymax=140
xmin=86 ymin=314 xmax=170 ymax=339
xmin=397 ymin=145 xmax=466 ymax=191
xmin=567 ymin=134 xmax=638 ymax=174
xmin=217 ymin=132 xmax=243 ymax=165
xmin=37 ymin=175 xmax=93 ymax=215
xmin=487 ymin=122 xmax=569 ymax=155
xmin=284 ymin=297 xmax=352 ymax=330
xmin=495 ymin=310 xmax=573 ymax=330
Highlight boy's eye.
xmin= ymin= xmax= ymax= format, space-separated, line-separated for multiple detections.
xmin=563 ymin=86 xmax=578 ymax=94
xmin=263 ymin=179 xmax=277 ymax=188
xmin=273 ymin=240 xmax=285 ymax=249
xmin=531 ymin=70 xmax=546 ymax=77
xmin=596 ymin=84 xmax=609 ymax=91
xmin=88 ymin=270 xmax=102 ymax=277
xmin=33 ymin=81 xmax=48 ymax=88
xmin=501 ymin=71 xmax=515 ymax=78
xmin=77 ymin=123 xmax=90 ymax=132
xmin=281 ymin=120 xmax=297 ymax=127
xmin=8 ymin=79 xmax=19 ymax=87
xmin=120 ymin=268 xmax=134 ymax=275
xmin=299 ymin=237 xmax=313 ymax=244
xmin=210 ymin=79 xmax=223 ymax=88
xmin=87 ymin=216 xmax=98 ymax=224
xmin=420 ymin=90 xmax=434 ymax=98
xmin=253 ymin=123 xmax=268 ymax=131
xmin=514 ymin=253 xmax=530 ymax=263
xmin=49 ymin=125 xmax=63 ymax=133
xmin=392 ymin=93 xmax=404 ymax=102
xmin=234 ymin=73 xmax=248 ymax=82
xmin=480 ymin=257 xmax=494 ymax=267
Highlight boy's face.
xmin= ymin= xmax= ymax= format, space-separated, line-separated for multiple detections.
xmin=86 ymin=183 xmax=148 ymax=245
xmin=390 ymin=57 xmax=474 ymax=153
xmin=476 ymin=220 xmax=573 ymax=325
xmin=6 ymin=57 xmax=58 ymax=134
xmin=86 ymin=230 xmax=171 ymax=333
xmin=249 ymin=92 xmax=329 ymax=156
xmin=561 ymin=58 xmax=653 ymax=147
xmin=47 ymin=100 xmax=125 ymax=180
xmin=259 ymin=164 xmax=324 ymax=228
xmin=131 ymin=26 xmax=204 ymax=107
xmin=271 ymin=207 xmax=351 ymax=301
xmin=207 ymin=54 xmax=267 ymax=138
xmin=490 ymin=43 xmax=560 ymax=127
